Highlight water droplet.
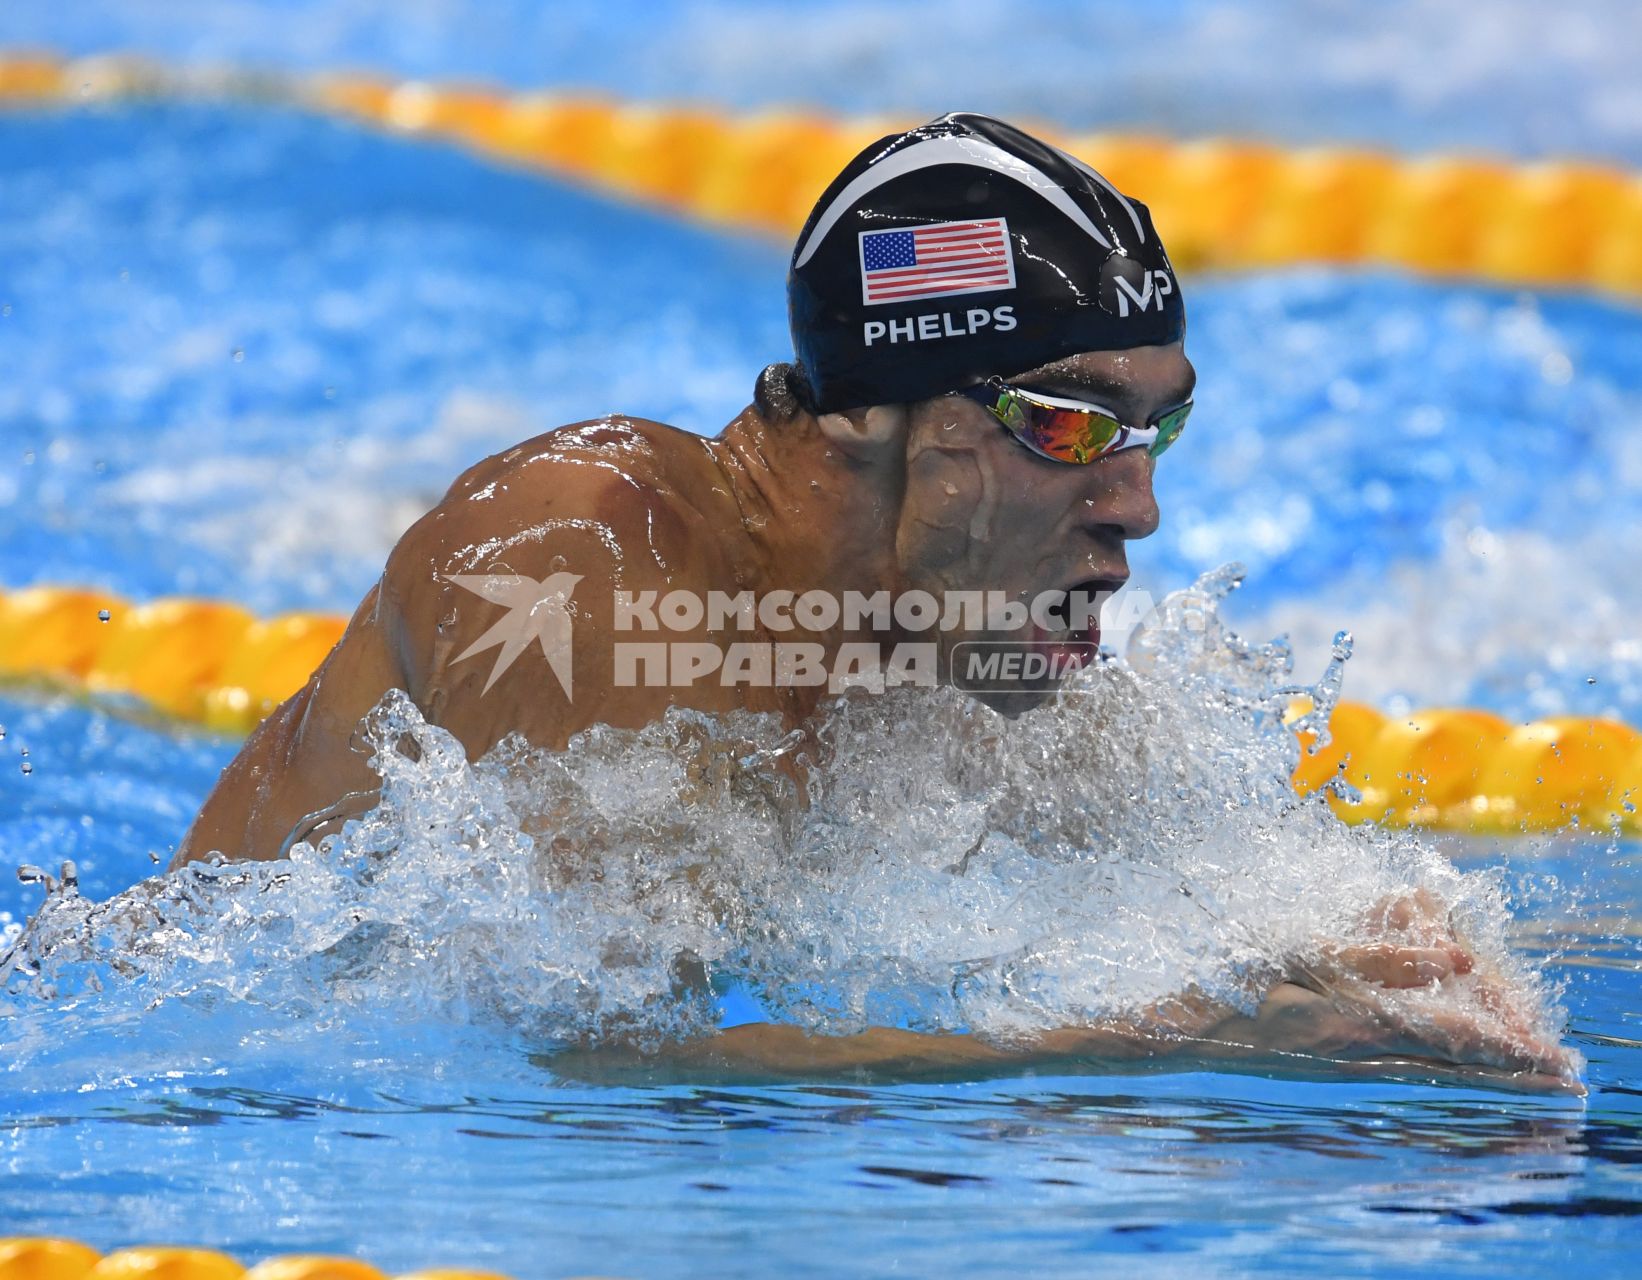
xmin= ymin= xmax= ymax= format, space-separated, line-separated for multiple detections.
xmin=1540 ymin=351 xmax=1573 ymax=385
xmin=231 ymin=347 xmax=245 ymax=363
xmin=0 ymin=725 xmax=6 ymax=741
xmin=19 ymin=762 xmax=32 ymax=777
xmin=97 ymin=608 xmax=111 ymax=623
xmin=1587 ymin=676 xmax=1597 ymax=685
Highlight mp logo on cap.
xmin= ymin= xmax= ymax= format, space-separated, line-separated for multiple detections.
xmin=1112 ymin=268 xmax=1176 ymax=317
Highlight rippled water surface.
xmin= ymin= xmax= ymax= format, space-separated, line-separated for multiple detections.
xmin=4 ymin=1065 xmax=1640 ymax=1278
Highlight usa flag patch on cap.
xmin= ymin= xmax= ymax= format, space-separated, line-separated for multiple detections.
xmin=858 ymin=217 xmax=1016 ymax=306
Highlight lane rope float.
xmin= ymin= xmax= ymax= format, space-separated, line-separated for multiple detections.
xmin=1 ymin=51 xmax=1640 ymax=294
xmin=0 ymin=584 xmax=344 ymax=736
xmin=1 ymin=583 xmax=1637 ymax=834
xmin=0 ymin=1238 xmax=512 ymax=1280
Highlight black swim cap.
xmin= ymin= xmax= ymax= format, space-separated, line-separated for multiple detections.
xmin=788 ymin=112 xmax=1184 ymax=413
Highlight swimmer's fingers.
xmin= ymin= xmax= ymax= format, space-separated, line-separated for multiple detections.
xmin=1190 ymin=986 xmax=1579 ymax=1094
xmin=1367 ymin=886 xmax=1447 ymax=937
xmin=1423 ymin=970 xmax=1579 ymax=1076
xmin=1314 ymin=971 xmax=1580 ymax=1085
xmin=1406 ymin=1001 xmax=1580 ymax=1085
xmin=1315 ymin=1054 xmax=1585 ymax=1096
xmin=1308 ymin=941 xmax=1473 ymax=989
xmin=1204 ymin=983 xmax=1580 ymax=1087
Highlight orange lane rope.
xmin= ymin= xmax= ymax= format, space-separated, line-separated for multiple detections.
xmin=0 ymin=1238 xmax=515 ymax=1280
xmin=0 ymin=585 xmax=343 ymax=736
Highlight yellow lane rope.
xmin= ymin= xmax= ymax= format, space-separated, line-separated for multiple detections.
xmin=0 ymin=585 xmax=343 ymax=736
xmin=0 ymin=1238 xmax=515 ymax=1280
xmin=3 ymin=51 xmax=1642 ymax=293
xmin=1 ymin=584 xmax=1638 ymax=834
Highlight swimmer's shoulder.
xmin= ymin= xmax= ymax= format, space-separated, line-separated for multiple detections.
xmin=441 ymin=414 xmax=727 ymax=509
xmin=388 ymin=415 xmax=740 ymax=596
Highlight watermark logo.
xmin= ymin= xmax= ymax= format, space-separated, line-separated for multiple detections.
xmin=446 ymin=572 xmax=581 ymax=696
xmin=446 ymin=576 xmax=1159 ymax=701
xmin=951 ymin=640 xmax=1099 ymax=692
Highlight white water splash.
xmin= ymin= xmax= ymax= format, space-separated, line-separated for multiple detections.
xmin=0 ymin=570 xmax=1564 ymax=1065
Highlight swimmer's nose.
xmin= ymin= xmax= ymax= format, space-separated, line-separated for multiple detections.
xmin=1084 ymin=449 xmax=1160 ymax=541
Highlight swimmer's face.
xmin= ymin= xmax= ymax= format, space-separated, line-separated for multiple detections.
xmin=894 ymin=341 xmax=1195 ymax=716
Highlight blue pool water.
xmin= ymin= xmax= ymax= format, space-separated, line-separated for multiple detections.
xmin=3 ymin=11 xmax=1642 ymax=1277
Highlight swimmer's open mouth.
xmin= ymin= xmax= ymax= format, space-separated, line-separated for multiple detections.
xmin=1032 ymin=575 xmax=1126 ymax=663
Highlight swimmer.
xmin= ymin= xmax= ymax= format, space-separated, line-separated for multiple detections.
xmin=173 ymin=113 xmax=1577 ymax=1089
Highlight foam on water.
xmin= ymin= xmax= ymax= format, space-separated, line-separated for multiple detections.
xmin=0 ymin=571 xmax=1570 ymax=1081
xmin=1255 ymin=521 xmax=1642 ymax=723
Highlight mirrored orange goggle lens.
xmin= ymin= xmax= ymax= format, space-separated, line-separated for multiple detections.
xmin=1027 ymin=406 xmax=1124 ymax=463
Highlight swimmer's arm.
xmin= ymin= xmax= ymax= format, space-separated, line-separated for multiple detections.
xmin=564 ymin=934 xmax=1578 ymax=1095
xmin=658 ymin=985 xmax=1374 ymax=1075
xmin=653 ymin=906 xmax=1577 ymax=1090
xmin=645 ymin=980 xmax=1576 ymax=1093
xmin=171 ymin=581 xmax=411 ymax=868
xmin=171 ymin=454 xmax=620 ymax=868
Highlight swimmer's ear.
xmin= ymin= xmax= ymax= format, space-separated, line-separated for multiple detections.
xmin=816 ymin=404 xmax=909 ymax=463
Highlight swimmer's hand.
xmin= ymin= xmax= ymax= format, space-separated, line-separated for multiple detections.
xmin=1174 ymin=979 xmax=1580 ymax=1094
xmin=1306 ymin=887 xmax=1475 ymax=988
xmin=1252 ymin=887 xmax=1583 ymax=1094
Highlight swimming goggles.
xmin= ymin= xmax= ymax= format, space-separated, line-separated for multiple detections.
xmin=955 ymin=378 xmax=1192 ymax=465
